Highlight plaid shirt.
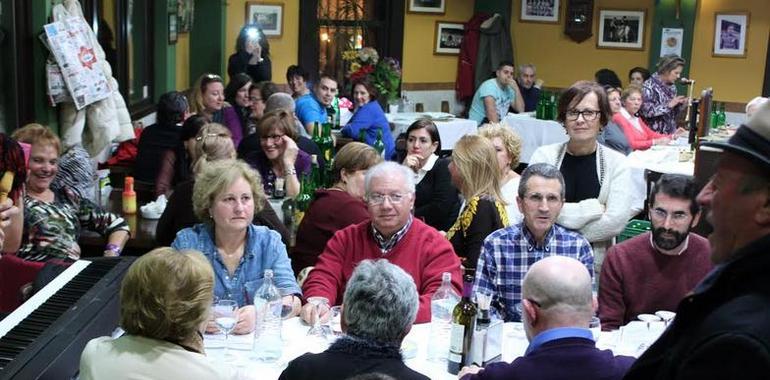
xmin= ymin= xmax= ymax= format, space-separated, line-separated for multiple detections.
xmin=473 ymin=222 xmax=594 ymax=322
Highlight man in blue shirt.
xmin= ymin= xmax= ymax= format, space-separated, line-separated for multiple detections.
xmin=295 ymin=74 xmax=338 ymax=135
xmin=473 ymin=163 xmax=594 ymax=322
xmin=460 ymin=256 xmax=635 ymax=380
xmin=468 ymin=61 xmax=524 ymax=124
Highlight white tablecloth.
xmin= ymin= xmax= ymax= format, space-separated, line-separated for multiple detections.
xmin=503 ymin=113 xmax=569 ymax=164
xmin=203 ymin=318 xmax=664 ymax=379
xmin=625 ymin=144 xmax=695 ymax=206
xmin=386 ymin=112 xmax=477 ymax=150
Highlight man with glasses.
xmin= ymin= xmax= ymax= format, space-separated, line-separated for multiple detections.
xmin=299 ymin=161 xmax=462 ymax=324
xmin=473 ymin=163 xmax=594 ymax=322
xmin=460 ymin=256 xmax=634 ymax=380
xmin=295 ymin=74 xmax=338 ymax=135
xmin=598 ymin=174 xmax=712 ymax=330
xmin=624 ymin=101 xmax=770 ymax=379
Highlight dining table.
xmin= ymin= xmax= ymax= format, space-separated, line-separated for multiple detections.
xmin=78 ymin=190 xmax=159 ymax=256
xmin=503 ymin=113 xmax=569 ymax=164
xmin=625 ymin=141 xmax=696 ymax=207
xmin=201 ymin=317 xmax=667 ymax=379
xmin=386 ymin=112 xmax=478 ymax=150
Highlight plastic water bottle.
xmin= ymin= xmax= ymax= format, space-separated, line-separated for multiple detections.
xmin=252 ymin=269 xmax=283 ymax=362
xmin=428 ymin=272 xmax=460 ymax=362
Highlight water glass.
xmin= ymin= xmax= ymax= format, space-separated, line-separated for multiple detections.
xmin=306 ymin=297 xmax=330 ymax=339
xmin=213 ymin=299 xmax=238 ymax=361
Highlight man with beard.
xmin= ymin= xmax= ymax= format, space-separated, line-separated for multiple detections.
xmin=597 ymin=174 xmax=712 ymax=330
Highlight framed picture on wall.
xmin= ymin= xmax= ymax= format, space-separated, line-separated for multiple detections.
xmin=434 ymin=21 xmax=464 ymax=55
xmin=177 ymin=0 xmax=194 ymax=33
xmin=408 ymin=0 xmax=445 ymax=15
xmin=520 ymin=0 xmax=560 ymax=23
xmin=245 ymin=2 xmax=283 ymax=37
xmin=713 ymin=12 xmax=749 ymax=57
xmin=597 ymin=9 xmax=646 ymax=50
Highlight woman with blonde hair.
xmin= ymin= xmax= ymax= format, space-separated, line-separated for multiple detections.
xmin=79 ymin=247 xmax=225 ymax=379
xmin=446 ymin=135 xmax=508 ymax=272
xmin=190 ymin=73 xmax=245 ymax=146
xmin=292 ymin=142 xmax=383 ymax=275
xmin=156 ymin=123 xmax=287 ymax=246
xmin=615 ymin=85 xmax=676 ymax=151
xmin=173 ymin=160 xmax=301 ymax=334
xmin=478 ymin=123 xmax=523 ymax=223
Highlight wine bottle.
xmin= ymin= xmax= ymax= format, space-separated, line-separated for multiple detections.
xmin=447 ymin=274 xmax=477 ymax=375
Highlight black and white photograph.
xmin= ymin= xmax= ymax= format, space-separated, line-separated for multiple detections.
xmin=408 ymin=0 xmax=445 ymax=14
xmin=713 ymin=12 xmax=749 ymax=57
xmin=520 ymin=0 xmax=560 ymax=23
xmin=245 ymin=2 xmax=283 ymax=37
xmin=434 ymin=21 xmax=464 ymax=55
xmin=597 ymin=9 xmax=645 ymax=50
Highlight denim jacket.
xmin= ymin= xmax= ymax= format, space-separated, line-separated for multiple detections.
xmin=172 ymin=223 xmax=301 ymax=307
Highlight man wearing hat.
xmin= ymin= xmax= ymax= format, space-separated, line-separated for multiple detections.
xmin=624 ymin=102 xmax=770 ymax=379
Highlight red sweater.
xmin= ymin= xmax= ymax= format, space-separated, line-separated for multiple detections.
xmin=302 ymin=218 xmax=462 ymax=323
xmin=612 ymin=112 xmax=668 ymax=151
xmin=598 ymin=232 xmax=713 ymax=330
xmin=292 ymin=189 xmax=369 ymax=275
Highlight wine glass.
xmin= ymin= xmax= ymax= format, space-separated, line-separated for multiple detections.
xmin=306 ymin=297 xmax=330 ymax=340
xmin=213 ymin=299 xmax=238 ymax=361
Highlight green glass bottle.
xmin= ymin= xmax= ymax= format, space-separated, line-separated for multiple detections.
xmin=535 ymin=92 xmax=544 ymax=119
xmin=543 ymin=92 xmax=552 ymax=120
xmin=717 ymin=102 xmax=726 ymax=128
xmin=549 ymin=93 xmax=558 ymax=120
xmin=447 ymin=274 xmax=477 ymax=375
xmin=710 ymin=103 xmax=719 ymax=130
xmin=294 ymin=174 xmax=313 ymax=226
xmin=312 ymin=121 xmax=322 ymax=147
xmin=321 ymin=123 xmax=335 ymax=164
xmin=310 ymin=155 xmax=322 ymax=191
xmin=373 ymin=129 xmax=385 ymax=157
xmin=358 ymin=128 xmax=367 ymax=143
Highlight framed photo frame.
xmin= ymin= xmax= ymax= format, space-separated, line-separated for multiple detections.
xmin=245 ymin=2 xmax=283 ymax=37
xmin=713 ymin=12 xmax=749 ymax=58
xmin=434 ymin=21 xmax=464 ymax=55
xmin=597 ymin=9 xmax=646 ymax=50
xmin=168 ymin=13 xmax=178 ymax=44
xmin=177 ymin=0 xmax=194 ymax=33
xmin=408 ymin=0 xmax=445 ymax=15
xmin=520 ymin=0 xmax=560 ymax=23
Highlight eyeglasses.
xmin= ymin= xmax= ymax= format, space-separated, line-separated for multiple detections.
xmin=523 ymin=193 xmax=562 ymax=205
xmin=650 ymin=208 xmax=690 ymax=223
xmin=249 ymin=96 xmax=263 ymax=102
xmin=260 ymin=134 xmax=285 ymax=142
xmin=565 ymin=109 xmax=601 ymax=121
xmin=367 ymin=193 xmax=408 ymax=205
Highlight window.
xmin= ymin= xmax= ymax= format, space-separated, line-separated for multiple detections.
xmin=299 ymin=0 xmax=403 ymax=95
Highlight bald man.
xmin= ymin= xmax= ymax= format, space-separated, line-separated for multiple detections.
xmin=460 ymin=256 xmax=634 ymax=380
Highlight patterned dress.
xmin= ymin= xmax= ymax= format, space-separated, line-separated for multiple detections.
xmin=19 ymin=188 xmax=129 ymax=261
xmin=640 ymin=74 xmax=685 ymax=135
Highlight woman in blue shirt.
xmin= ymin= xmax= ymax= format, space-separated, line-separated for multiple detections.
xmin=341 ymin=78 xmax=395 ymax=160
xmin=172 ymin=159 xmax=301 ymax=335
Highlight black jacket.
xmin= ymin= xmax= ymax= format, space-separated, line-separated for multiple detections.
xmin=414 ymin=157 xmax=461 ymax=232
xmin=279 ymin=336 xmax=428 ymax=380
xmin=624 ymin=233 xmax=770 ymax=380
xmin=227 ymin=50 xmax=272 ymax=83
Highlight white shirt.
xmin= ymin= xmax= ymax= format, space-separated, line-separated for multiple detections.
xmin=414 ymin=154 xmax=438 ymax=184
xmin=620 ymin=108 xmax=644 ymax=133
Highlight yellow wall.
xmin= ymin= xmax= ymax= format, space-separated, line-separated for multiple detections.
xmin=176 ymin=33 xmax=190 ymax=90
xmin=689 ymin=0 xmax=769 ymax=103
xmin=512 ymin=0 xmax=653 ymax=89
xmin=225 ymin=0 xmax=300 ymax=82
xmin=401 ymin=0 xmax=475 ymax=83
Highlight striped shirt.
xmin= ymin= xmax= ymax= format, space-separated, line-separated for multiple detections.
xmin=473 ymin=222 xmax=594 ymax=322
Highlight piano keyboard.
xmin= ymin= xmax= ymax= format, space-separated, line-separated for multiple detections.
xmin=0 ymin=257 xmax=132 ymax=379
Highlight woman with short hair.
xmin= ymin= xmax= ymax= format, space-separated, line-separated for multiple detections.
xmin=79 ymin=247 xmax=224 ymax=379
xmin=615 ymin=85 xmax=676 ymax=151
xmin=597 ymin=86 xmax=632 ymax=155
xmin=628 ymin=66 xmax=650 ymax=87
xmin=224 ymin=73 xmax=253 ymax=138
xmin=529 ymin=81 xmax=639 ymax=274
xmin=640 ymin=55 xmax=689 ymax=135
xmin=227 ymin=24 xmax=271 ymax=83
xmin=244 ymin=110 xmax=311 ymax=198
xmin=447 ymin=135 xmax=508 ymax=272
xmin=478 ymin=124 xmax=523 ymax=223
xmin=172 ymin=159 xmax=301 ymax=334
xmin=292 ymin=142 xmax=382 ymax=275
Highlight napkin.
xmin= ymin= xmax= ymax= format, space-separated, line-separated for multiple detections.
xmin=140 ymin=195 xmax=167 ymax=219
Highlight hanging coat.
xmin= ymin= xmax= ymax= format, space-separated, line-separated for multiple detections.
xmin=455 ymin=13 xmax=490 ymax=101
xmin=474 ymin=14 xmax=514 ymax=92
